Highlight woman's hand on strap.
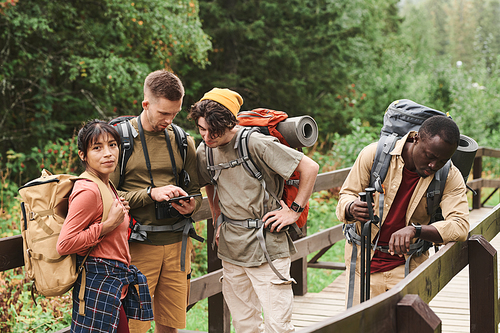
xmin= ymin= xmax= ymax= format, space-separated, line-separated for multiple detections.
xmin=100 ymin=199 xmax=127 ymax=236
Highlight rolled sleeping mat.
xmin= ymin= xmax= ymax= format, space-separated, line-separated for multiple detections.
xmin=451 ymin=134 xmax=478 ymax=183
xmin=276 ymin=116 xmax=319 ymax=148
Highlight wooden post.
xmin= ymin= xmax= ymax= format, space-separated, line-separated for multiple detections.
xmin=291 ymin=224 xmax=307 ymax=295
xmin=208 ymin=292 xmax=230 ymax=333
xmin=291 ymin=256 xmax=307 ymax=295
xmin=0 ymin=235 xmax=24 ymax=272
xmin=468 ymin=235 xmax=498 ymax=333
xmin=207 ymin=218 xmax=231 ymax=333
xmin=472 ymin=156 xmax=482 ymax=209
xmin=397 ymin=294 xmax=441 ymax=333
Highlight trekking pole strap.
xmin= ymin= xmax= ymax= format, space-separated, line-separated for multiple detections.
xmin=344 ymin=223 xmax=429 ymax=307
xmin=345 ymin=225 xmax=426 ymax=255
xmin=346 ymin=241 xmax=357 ymax=308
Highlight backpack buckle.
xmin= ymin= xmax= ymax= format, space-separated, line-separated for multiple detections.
xmin=246 ymin=219 xmax=261 ymax=228
xmin=427 ymin=190 xmax=440 ymax=198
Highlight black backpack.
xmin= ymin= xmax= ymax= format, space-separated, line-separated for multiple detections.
xmin=109 ymin=116 xmax=190 ymax=190
xmin=370 ymin=99 xmax=451 ymax=223
xmin=344 ymin=99 xmax=454 ymax=308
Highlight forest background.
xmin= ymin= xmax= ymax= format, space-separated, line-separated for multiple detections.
xmin=1 ymin=0 xmax=500 ymax=331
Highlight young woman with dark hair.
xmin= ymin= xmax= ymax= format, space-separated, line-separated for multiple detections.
xmin=57 ymin=119 xmax=153 ymax=333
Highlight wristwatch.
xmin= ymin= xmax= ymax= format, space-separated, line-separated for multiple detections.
xmin=290 ymin=201 xmax=305 ymax=213
xmin=146 ymin=186 xmax=153 ymax=200
xmin=411 ymin=223 xmax=422 ymax=238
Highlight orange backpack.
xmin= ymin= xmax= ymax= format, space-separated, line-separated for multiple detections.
xmin=236 ymin=108 xmax=309 ymax=229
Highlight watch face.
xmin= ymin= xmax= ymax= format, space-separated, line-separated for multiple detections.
xmin=291 ymin=202 xmax=300 ymax=212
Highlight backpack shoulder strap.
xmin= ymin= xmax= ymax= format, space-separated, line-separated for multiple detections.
xmin=204 ymin=128 xmax=252 ymax=183
xmin=116 ymin=119 xmax=137 ymax=190
xmin=236 ymin=127 xmax=281 ymax=208
xmin=205 ymin=143 xmax=217 ymax=184
xmin=427 ymin=160 xmax=451 ymax=223
xmin=370 ymin=133 xmax=399 ymax=192
xmin=169 ymin=123 xmax=191 ymax=188
xmin=79 ymin=171 xmax=114 ymax=222
xmin=236 ymin=127 xmax=263 ymax=180
xmin=171 ymin=123 xmax=188 ymax=164
xmin=370 ymin=133 xmax=399 ymax=218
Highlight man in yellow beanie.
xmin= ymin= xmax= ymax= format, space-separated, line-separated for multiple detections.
xmin=189 ymin=88 xmax=319 ymax=333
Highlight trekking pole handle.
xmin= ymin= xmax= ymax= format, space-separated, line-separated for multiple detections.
xmin=359 ymin=192 xmax=367 ymax=203
xmin=365 ymin=188 xmax=376 ymax=222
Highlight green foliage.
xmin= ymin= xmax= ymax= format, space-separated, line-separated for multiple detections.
xmin=0 ymin=268 xmax=72 ymax=332
xmin=0 ymin=135 xmax=80 ymax=237
xmin=306 ymin=191 xmax=344 ymax=293
xmin=393 ymin=0 xmax=500 ymax=151
xmin=180 ymin=0 xmax=401 ymax=138
xmin=0 ymin=0 xmax=211 ymax=159
xmin=313 ymin=118 xmax=379 ymax=172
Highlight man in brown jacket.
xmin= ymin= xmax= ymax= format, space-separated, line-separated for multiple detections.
xmin=337 ymin=115 xmax=469 ymax=307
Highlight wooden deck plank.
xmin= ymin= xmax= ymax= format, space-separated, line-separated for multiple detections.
xmin=292 ymin=207 xmax=498 ymax=332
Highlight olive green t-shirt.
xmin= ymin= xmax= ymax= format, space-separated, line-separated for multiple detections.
xmin=110 ymin=117 xmax=202 ymax=245
xmin=197 ymin=127 xmax=302 ymax=267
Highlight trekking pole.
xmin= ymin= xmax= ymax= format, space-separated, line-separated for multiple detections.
xmin=359 ymin=188 xmax=378 ymax=303
xmin=358 ymin=191 xmax=367 ymax=303
xmin=362 ymin=187 xmax=376 ymax=302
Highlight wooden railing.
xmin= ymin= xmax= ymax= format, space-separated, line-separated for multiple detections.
xmin=469 ymin=147 xmax=500 ymax=209
xmin=0 ymin=146 xmax=499 ymax=333
xmin=299 ymin=205 xmax=500 ymax=332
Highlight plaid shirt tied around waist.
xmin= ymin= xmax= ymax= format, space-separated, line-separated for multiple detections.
xmin=71 ymin=256 xmax=154 ymax=333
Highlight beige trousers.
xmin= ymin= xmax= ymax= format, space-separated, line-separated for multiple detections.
xmin=222 ymin=258 xmax=295 ymax=333
xmin=347 ymin=264 xmax=406 ymax=308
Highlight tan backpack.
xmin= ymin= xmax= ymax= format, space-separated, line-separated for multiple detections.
xmin=19 ymin=169 xmax=114 ymax=303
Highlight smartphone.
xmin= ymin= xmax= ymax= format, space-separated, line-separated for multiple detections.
xmin=168 ymin=193 xmax=202 ymax=203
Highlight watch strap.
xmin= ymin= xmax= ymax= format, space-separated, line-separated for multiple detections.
xmin=411 ymin=223 xmax=421 ymax=238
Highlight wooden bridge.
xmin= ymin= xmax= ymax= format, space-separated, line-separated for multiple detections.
xmin=290 ymin=207 xmax=498 ymax=332
xmin=0 ymin=147 xmax=499 ymax=333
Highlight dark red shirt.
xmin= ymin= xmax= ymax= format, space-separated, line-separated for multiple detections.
xmin=371 ymin=166 xmax=420 ymax=273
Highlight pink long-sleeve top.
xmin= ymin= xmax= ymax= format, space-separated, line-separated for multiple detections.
xmin=57 ymin=179 xmax=131 ymax=266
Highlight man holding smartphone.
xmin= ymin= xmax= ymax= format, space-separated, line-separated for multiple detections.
xmin=110 ymin=70 xmax=202 ymax=333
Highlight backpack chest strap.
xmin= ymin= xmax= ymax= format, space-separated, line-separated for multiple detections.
xmin=206 ymin=156 xmax=249 ymax=182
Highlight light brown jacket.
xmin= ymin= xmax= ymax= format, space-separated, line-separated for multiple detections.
xmin=336 ymin=132 xmax=470 ymax=272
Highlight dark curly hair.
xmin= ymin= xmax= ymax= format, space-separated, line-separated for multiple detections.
xmin=419 ymin=115 xmax=460 ymax=147
xmin=188 ymin=100 xmax=239 ymax=139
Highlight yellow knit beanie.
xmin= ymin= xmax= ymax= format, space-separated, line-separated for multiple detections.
xmin=199 ymin=88 xmax=243 ymax=116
